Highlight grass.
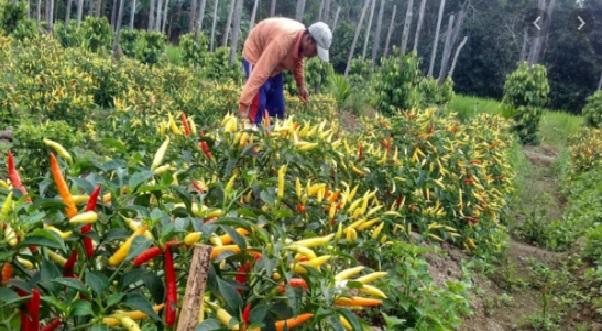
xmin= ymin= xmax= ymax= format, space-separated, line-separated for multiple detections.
xmin=450 ymin=94 xmax=584 ymax=151
xmin=165 ymin=44 xmax=183 ymax=65
xmin=538 ymin=111 xmax=583 ymax=150
xmin=448 ymin=94 xmax=503 ymax=120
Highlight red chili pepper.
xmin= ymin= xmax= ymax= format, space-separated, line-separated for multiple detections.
xmin=277 ymin=278 xmax=308 ymax=293
xmin=396 ymin=195 xmax=403 ymax=208
xmin=191 ymin=180 xmax=206 ymax=194
xmin=296 ymin=204 xmax=305 ymax=213
xmin=81 ymin=185 xmax=101 ymax=258
xmin=180 ymin=113 xmax=191 ymax=137
xmin=242 ymin=303 xmax=251 ymax=329
xmin=358 ymin=142 xmax=363 ymax=161
xmin=199 ymin=132 xmax=211 ymax=159
xmin=41 ymin=318 xmax=62 ymax=331
xmin=164 ymin=246 xmax=177 ymax=326
xmin=134 ymin=246 xmax=163 ymax=267
xmin=63 ymin=250 xmax=78 ymax=278
xmin=27 ymin=289 xmax=41 ymax=331
xmin=7 ymin=151 xmax=32 ymax=203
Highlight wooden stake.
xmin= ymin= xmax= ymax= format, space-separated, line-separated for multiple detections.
xmin=176 ymin=244 xmax=213 ymax=331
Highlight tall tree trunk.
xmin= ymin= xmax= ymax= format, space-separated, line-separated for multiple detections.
xmin=317 ymin=0 xmax=324 ymax=21
xmin=370 ymin=0 xmax=384 ymax=66
xmin=400 ymin=0 xmax=414 ymax=55
xmin=155 ymin=0 xmax=163 ymax=31
xmin=528 ymin=0 xmax=549 ymax=66
xmin=229 ymin=0 xmax=243 ymax=65
xmin=162 ymin=0 xmax=169 ymax=33
xmin=36 ymin=0 xmax=41 ymax=29
xmin=113 ymin=0 xmax=125 ymax=51
xmin=129 ymin=0 xmax=135 ymax=29
xmin=77 ymin=0 xmax=84 ymax=26
xmin=437 ymin=14 xmax=454 ymax=85
xmin=598 ymin=73 xmax=602 ymax=91
xmin=332 ymin=6 xmax=340 ymax=31
xmin=148 ymin=0 xmax=155 ymax=31
xmin=519 ymin=28 xmax=527 ymax=62
xmin=270 ymin=0 xmax=276 ymax=16
xmin=427 ymin=0 xmax=445 ymax=78
xmin=249 ymin=0 xmax=258 ymax=30
xmin=361 ymin=0 xmax=375 ymax=61
xmin=65 ymin=0 xmax=72 ymax=23
xmin=94 ymin=0 xmax=101 ymax=18
xmin=196 ymin=0 xmax=207 ymax=34
xmin=189 ymin=0 xmax=197 ymax=32
xmin=413 ymin=0 xmax=426 ymax=52
xmin=210 ymin=0 xmax=219 ymax=51
xmin=295 ymin=0 xmax=305 ymax=22
xmin=222 ymin=0 xmax=234 ymax=46
xmin=111 ymin=0 xmax=118 ymax=29
xmin=383 ymin=4 xmax=396 ymax=58
xmin=448 ymin=35 xmax=467 ymax=79
xmin=323 ymin=0 xmax=330 ymax=22
xmin=344 ymin=0 xmax=370 ymax=77
xmin=49 ymin=0 xmax=54 ymax=31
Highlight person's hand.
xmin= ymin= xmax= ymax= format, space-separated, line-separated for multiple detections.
xmin=299 ymin=85 xmax=309 ymax=103
xmin=238 ymin=104 xmax=249 ymax=121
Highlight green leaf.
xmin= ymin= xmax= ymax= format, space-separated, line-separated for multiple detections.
xmin=90 ymin=326 xmax=109 ymax=331
xmin=69 ymin=177 xmax=94 ymax=194
xmin=125 ymin=293 xmax=160 ymax=319
xmin=260 ymin=190 xmax=275 ymax=206
xmin=125 ymin=235 xmax=153 ymax=261
xmin=0 ymin=287 xmax=23 ymax=304
xmin=121 ymin=269 xmax=147 ymax=289
xmin=216 ymin=277 xmax=243 ymax=314
xmin=100 ymin=138 xmax=127 ymax=154
xmin=41 ymin=257 xmax=60 ymax=291
xmin=140 ymin=271 xmax=165 ymax=305
xmin=19 ymin=228 xmax=65 ymax=251
xmin=30 ymin=198 xmax=70 ymax=212
xmin=71 ymin=299 xmax=93 ymax=316
xmin=107 ymin=293 xmax=125 ymax=308
xmin=194 ymin=319 xmax=223 ymax=331
xmin=222 ymin=226 xmax=246 ymax=250
xmin=54 ymin=278 xmax=90 ymax=295
xmin=129 ymin=170 xmax=154 ymax=189
xmin=284 ymin=284 xmax=299 ymax=316
xmin=85 ymin=270 xmax=109 ymax=295
xmin=338 ymin=309 xmax=362 ymax=331
xmin=0 ymin=251 xmax=13 ymax=260
xmin=249 ymin=304 xmax=269 ymax=326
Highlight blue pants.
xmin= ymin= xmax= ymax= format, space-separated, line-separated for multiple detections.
xmin=242 ymin=58 xmax=285 ymax=125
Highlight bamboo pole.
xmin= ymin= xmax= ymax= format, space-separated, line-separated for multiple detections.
xmin=176 ymin=244 xmax=213 ymax=331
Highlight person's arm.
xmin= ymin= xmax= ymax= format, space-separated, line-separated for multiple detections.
xmin=293 ymin=57 xmax=306 ymax=91
xmin=239 ymin=41 xmax=286 ymax=113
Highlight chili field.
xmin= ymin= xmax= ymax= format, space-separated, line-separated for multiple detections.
xmin=3 ymin=32 xmax=599 ymax=331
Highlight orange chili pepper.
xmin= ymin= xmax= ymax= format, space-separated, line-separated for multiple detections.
xmin=50 ymin=153 xmax=78 ymax=219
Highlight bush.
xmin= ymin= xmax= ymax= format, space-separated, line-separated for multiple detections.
xmin=501 ymin=62 xmax=550 ymax=144
xmin=81 ymin=16 xmax=113 ymax=53
xmin=0 ymin=0 xmax=28 ymax=35
xmin=582 ymin=90 xmax=602 ymax=128
xmin=180 ymin=32 xmax=209 ymax=65
xmin=374 ymin=49 xmax=421 ymax=115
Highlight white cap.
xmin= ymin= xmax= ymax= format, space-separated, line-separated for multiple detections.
xmin=308 ymin=22 xmax=332 ymax=62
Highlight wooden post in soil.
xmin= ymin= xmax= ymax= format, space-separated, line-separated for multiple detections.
xmin=176 ymin=244 xmax=213 ymax=331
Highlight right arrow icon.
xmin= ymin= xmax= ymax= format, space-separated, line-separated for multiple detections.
xmin=569 ymin=9 xmax=594 ymax=36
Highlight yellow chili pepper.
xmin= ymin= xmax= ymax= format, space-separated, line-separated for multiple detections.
xmin=283 ymin=245 xmax=317 ymax=259
xmin=46 ymin=226 xmax=72 ymax=239
xmin=355 ymin=272 xmax=388 ymax=284
xmin=151 ymin=137 xmax=170 ymax=171
xmin=69 ymin=211 xmax=98 ymax=224
xmin=292 ymin=234 xmax=334 ymax=248
xmin=359 ymin=284 xmax=387 ymax=298
xmin=1 ymin=191 xmax=12 ymax=218
xmin=335 ymin=266 xmax=364 ymax=281
xmin=108 ymin=227 xmax=147 ymax=266
xmin=17 ymin=257 xmax=33 ymax=269
xmin=117 ymin=316 xmax=141 ymax=331
xmin=371 ymin=222 xmax=384 ymax=239
xmin=47 ymin=250 xmax=67 ymax=266
xmin=5 ymin=224 xmax=18 ymax=247
xmin=277 ymin=164 xmax=287 ymax=199
xmin=43 ymin=138 xmax=73 ymax=163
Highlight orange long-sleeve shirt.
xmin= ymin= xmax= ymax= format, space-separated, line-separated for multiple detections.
xmin=239 ymin=17 xmax=307 ymax=109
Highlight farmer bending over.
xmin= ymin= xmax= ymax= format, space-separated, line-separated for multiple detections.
xmin=238 ymin=17 xmax=332 ymax=125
